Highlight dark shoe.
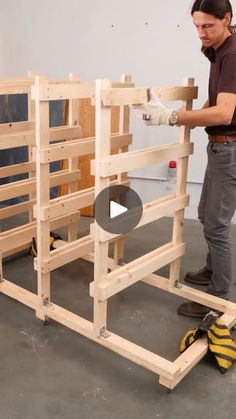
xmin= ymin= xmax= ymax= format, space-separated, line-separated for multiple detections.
xmin=177 ymin=301 xmax=211 ymax=318
xmin=184 ymin=267 xmax=212 ymax=285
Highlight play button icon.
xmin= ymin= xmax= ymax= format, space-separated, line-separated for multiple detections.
xmin=110 ymin=200 xmax=128 ymax=218
xmin=94 ymin=185 xmax=143 ymax=234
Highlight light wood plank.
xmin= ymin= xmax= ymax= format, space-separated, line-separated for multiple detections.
xmin=0 ymin=162 xmax=35 ymax=178
xmin=0 ymin=279 xmax=39 ymax=309
xmin=90 ymin=242 xmax=185 ymax=300
xmin=34 ymin=235 xmax=94 ymax=273
xmin=31 ymin=83 xmax=95 ymax=101
xmin=153 ymin=86 xmax=198 ymax=102
xmin=91 ymin=142 xmax=194 ymax=177
xmin=0 ymin=200 xmax=35 ymax=220
xmin=97 ymin=194 xmax=189 ymax=243
xmin=0 ymin=170 xmax=80 ymax=201
xmin=39 ymin=133 xmax=132 ymax=163
xmin=101 ymin=87 xmax=148 ymax=106
xmin=0 ymin=121 xmax=34 ymax=135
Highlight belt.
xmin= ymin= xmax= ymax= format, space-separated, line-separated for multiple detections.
xmin=208 ymin=134 xmax=236 ymax=143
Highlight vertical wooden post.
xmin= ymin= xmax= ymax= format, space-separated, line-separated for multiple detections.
xmin=113 ymin=74 xmax=132 ymax=265
xmin=27 ymin=71 xmax=36 ymax=223
xmin=93 ymin=79 xmax=111 ymax=337
xmin=169 ymin=78 xmax=194 ymax=288
xmin=34 ymin=76 xmax=51 ymax=320
xmin=67 ymin=73 xmax=80 ymax=242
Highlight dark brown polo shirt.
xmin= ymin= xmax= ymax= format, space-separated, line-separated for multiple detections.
xmin=206 ymin=33 xmax=236 ymax=135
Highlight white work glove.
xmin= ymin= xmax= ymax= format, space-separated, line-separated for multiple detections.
xmin=132 ymin=89 xmax=174 ymax=126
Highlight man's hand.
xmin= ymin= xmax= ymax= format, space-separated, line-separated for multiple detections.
xmin=131 ymin=89 xmax=175 ymax=126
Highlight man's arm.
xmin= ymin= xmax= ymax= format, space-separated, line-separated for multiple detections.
xmin=177 ymin=93 xmax=236 ymax=127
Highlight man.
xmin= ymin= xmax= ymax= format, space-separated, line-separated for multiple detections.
xmin=133 ymin=0 xmax=236 ymax=317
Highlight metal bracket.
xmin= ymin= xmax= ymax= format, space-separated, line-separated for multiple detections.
xmin=100 ymin=326 xmax=110 ymax=338
xmin=43 ymin=298 xmax=53 ymax=308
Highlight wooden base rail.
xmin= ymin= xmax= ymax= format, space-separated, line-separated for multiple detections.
xmin=0 ymin=276 xmax=235 ymax=390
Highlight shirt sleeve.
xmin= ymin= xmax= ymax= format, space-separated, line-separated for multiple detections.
xmin=218 ymin=53 xmax=236 ymax=94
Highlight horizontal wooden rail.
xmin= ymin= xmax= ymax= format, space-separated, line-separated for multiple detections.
xmin=39 ymin=133 xmax=132 ymax=163
xmin=91 ymin=142 xmax=193 ymax=177
xmin=34 ymin=187 xmax=94 ymax=221
xmin=153 ymin=86 xmax=198 ymax=101
xmin=31 ymin=83 xmax=94 ymax=101
xmin=0 ymin=126 xmax=81 ymax=150
xmin=0 ymin=212 xmax=80 ymax=253
xmin=0 ymin=131 xmax=35 ymax=150
xmin=101 ymin=86 xmax=198 ymax=106
xmin=101 ymin=87 xmax=148 ymax=106
xmin=96 ymin=194 xmax=189 ymax=242
xmin=0 ymin=121 xmax=34 ymax=135
xmin=34 ymin=235 xmax=94 ymax=273
xmin=0 ymin=279 xmax=39 ymax=309
xmin=31 ymin=81 xmax=135 ymax=102
xmin=0 ymin=83 xmax=31 ymax=94
xmin=34 ymin=179 xmax=129 ymax=221
xmin=0 ymin=162 xmax=35 ymax=178
xmin=0 ymin=200 xmax=35 ymax=220
xmin=90 ymin=242 xmax=185 ymax=300
xmin=142 ymin=273 xmax=236 ymax=318
xmin=0 ymin=169 xmax=80 ymax=202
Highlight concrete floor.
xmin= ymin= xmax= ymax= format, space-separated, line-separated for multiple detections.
xmin=1 ymin=216 xmax=236 ymax=419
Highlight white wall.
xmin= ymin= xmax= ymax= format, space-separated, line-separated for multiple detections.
xmin=0 ymin=0 xmax=236 ymax=221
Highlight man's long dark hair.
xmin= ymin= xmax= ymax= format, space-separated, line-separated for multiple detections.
xmin=191 ymin=0 xmax=234 ymax=61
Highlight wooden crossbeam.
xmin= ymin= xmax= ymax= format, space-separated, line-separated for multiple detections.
xmin=31 ymin=83 xmax=95 ymax=101
xmin=91 ymin=142 xmax=194 ymax=177
xmin=0 ymin=169 xmax=80 ymax=201
xmin=142 ymin=273 xmax=236 ymax=317
xmin=0 ymin=162 xmax=35 ymax=178
xmin=0 ymin=200 xmax=36 ymax=220
xmin=34 ymin=235 xmax=94 ymax=273
xmin=101 ymin=87 xmax=148 ymax=106
xmin=34 ymin=179 xmax=129 ymax=221
xmin=38 ymin=133 xmax=132 ymax=163
xmin=101 ymin=86 xmax=198 ymax=106
xmin=0 ymin=121 xmax=34 ymax=135
xmin=34 ymin=187 xmax=94 ymax=221
xmin=0 ymin=212 xmax=80 ymax=253
xmin=0 ymin=279 xmax=40 ymax=309
xmin=96 ymin=194 xmax=189 ymax=242
xmin=0 ymin=131 xmax=35 ymax=149
xmin=153 ymin=86 xmax=198 ymax=101
xmin=90 ymin=242 xmax=185 ymax=300
xmin=0 ymin=126 xmax=81 ymax=150
xmin=0 ymin=83 xmax=32 ymax=94
xmin=31 ymin=81 xmax=135 ymax=102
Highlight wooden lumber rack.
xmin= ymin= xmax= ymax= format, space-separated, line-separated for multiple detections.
xmin=1 ymin=75 xmax=236 ymax=391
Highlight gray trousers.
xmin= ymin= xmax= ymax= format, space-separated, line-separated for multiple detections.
xmin=198 ymin=140 xmax=236 ymax=298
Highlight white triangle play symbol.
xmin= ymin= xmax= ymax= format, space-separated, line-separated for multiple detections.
xmin=110 ymin=200 xmax=128 ymax=219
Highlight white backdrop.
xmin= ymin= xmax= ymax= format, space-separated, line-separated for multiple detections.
xmin=0 ymin=0 xmax=236 ymax=219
